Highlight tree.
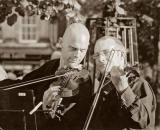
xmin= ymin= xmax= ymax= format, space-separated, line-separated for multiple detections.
xmin=80 ymin=0 xmax=160 ymax=65
xmin=121 ymin=0 xmax=160 ymax=65
xmin=0 ymin=0 xmax=82 ymax=26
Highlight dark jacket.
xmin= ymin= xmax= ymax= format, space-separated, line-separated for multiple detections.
xmin=90 ymin=75 xmax=156 ymax=130
xmin=0 ymin=59 xmax=93 ymax=130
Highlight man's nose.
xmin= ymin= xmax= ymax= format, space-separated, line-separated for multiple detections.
xmin=74 ymin=50 xmax=81 ymax=57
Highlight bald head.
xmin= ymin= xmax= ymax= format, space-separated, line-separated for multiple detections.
xmin=94 ymin=36 xmax=125 ymax=54
xmin=62 ymin=23 xmax=90 ymax=48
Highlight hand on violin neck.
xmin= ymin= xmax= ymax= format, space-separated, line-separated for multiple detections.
xmin=110 ymin=66 xmax=128 ymax=93
xmin=42 ymin=86 xmax=61 ymax=110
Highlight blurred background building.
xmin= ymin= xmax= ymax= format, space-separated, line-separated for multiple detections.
xmin=0 ymin=15 xmax=66 ymax=77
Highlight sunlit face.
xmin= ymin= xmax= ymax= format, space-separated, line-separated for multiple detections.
xmin=60 ymin=23 xmax=90 ymax=69
xmin=94 ymin=37 xmax=126 ymax=74
xmin=62 ymin=41 xmax=88 ymax=68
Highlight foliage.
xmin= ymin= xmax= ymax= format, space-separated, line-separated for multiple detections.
xmin=0 ymin=0 xmax=83 ymax=26
xmin=121 ymin=0 xmax=160 ymax=65
xmin=80 ymin=0 xmax=160 ymax=65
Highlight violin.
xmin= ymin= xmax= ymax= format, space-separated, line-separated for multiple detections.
xmin=42 ymin=67 xmax=90 ymax=119
xmin=0 ymin=68 xmax=89 ymax=91
xmin=83 ymin=65 xmax=140 ymax=130
xmin=29 ymin=67 xmax=90 ymax=119
xmin=54 ymin=67 xmax=90 ymax=96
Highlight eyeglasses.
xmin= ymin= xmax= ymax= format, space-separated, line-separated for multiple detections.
xmin=92 ymin=50 xmax=125 ymax=60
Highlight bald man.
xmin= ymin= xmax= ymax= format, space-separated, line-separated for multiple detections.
xmin=0 ymin=23 xmax=92 ymax=130
xmin=89 ymin=36 xmax=156 ymax=130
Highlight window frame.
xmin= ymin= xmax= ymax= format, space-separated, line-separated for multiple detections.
xmin=19 ymin=15 xmax=38 ymax=43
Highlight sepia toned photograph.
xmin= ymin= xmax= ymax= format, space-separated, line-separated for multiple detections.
xmin=0 ymin=0 xmax=160 ymax=130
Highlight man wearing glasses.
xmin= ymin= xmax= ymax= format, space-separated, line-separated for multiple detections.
xmin=89 ymin=36 xmax=156 ymax=130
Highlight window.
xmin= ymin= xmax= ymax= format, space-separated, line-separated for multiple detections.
xmin=19 ymin=16 xmax=37 ymax=43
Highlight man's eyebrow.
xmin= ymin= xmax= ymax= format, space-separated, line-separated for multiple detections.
xmin=81 ymin=48 xmax=86 ymax=51
xmin=69 ymin=45 xmax=87 ymax=50
xmin=69 ymin=45 xmax=76 ymax=49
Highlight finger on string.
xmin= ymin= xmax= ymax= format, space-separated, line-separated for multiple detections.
xmin=50 ymin=86 xmax=61 ymax=91
xmin=47 ymin=93 xmax=57 ymax=104
xmin=44 ymin=89 xmax=54 ymax=102
xmin=45 ymin=86 xmax=60 ymax=100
